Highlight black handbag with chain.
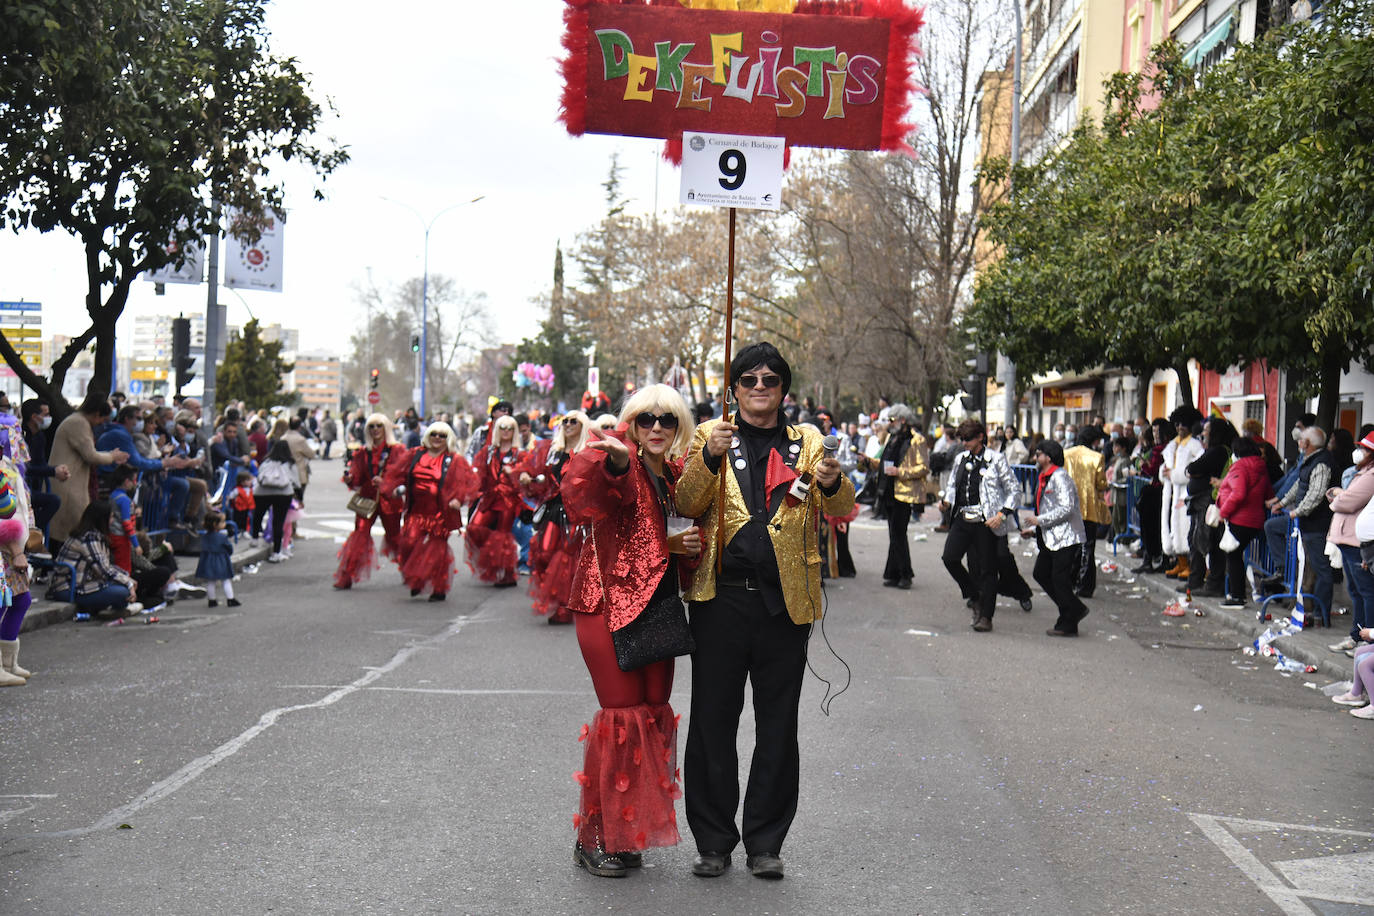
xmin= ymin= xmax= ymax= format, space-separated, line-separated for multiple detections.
xmin=611 ymin=592 xmax=695 ymax=672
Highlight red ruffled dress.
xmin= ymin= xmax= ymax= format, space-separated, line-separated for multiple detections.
xmin=560 ymin=439 xmax=697 ymax=856
xmin=383 ymin=447 xmax=477 ymax=596
xmin=463 ymin=445 xmax=523 ymax=586
xmin=523 ymin=444 xmax=581 ymax=623
xmin=334 ymin=443 xmax=404 ymax=589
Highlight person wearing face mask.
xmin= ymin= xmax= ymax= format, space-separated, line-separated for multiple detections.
xmin=21 ymin=399 xmax=70 ymax=537
xmin=1064 ymin=424 xmax=1078 ymax=446
xmin=1326 ymin=430 xmax=1374 ymax=654
xmin=1261 ymin=425 xmax=1335 ymax=622
xmin=1052 ymin=422 xmax=1066 ymax=443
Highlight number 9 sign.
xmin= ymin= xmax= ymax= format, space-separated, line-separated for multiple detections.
xmin=680 ymin=132 xmax=784 ymax=211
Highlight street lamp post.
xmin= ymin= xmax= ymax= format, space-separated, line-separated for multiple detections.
xmin=383 ymin=195 xmax=485 ymax=418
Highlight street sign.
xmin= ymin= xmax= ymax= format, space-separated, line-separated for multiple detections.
xmin=0 ymin=302 xmax=41 ymax=312
xmin=680 ymin=132 xmax=784 ymax=211
xmin=0 ymin=327 xmax=40 ymax=338
xmin=128 ymin=379 xmax=144 ymax=395
xmin=367 ymin=390 xmax=381 ymax=405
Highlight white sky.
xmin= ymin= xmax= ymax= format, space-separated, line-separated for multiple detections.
xmin=0 ymin=0 xmax=671 ymax=360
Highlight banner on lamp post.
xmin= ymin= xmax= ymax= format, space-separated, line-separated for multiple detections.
xmin=224 ymin=209 xmax=285 ymax=292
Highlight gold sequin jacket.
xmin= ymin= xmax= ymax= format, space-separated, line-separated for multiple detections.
xmin=1063 ymin=444 xmax=1109 ymax=525
xmin=676 ymin=420 xmax=856 ymax=624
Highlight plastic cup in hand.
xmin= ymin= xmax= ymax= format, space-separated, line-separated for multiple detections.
xmin=665 ymin=515 xmax=695 ymax=538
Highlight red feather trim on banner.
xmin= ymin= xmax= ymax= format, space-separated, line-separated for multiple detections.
xmin=558 ymin=0 xmax=593 ymax=136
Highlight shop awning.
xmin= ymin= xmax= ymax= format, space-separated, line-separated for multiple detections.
xmin=1183 ymin=14 xmax=1233 ymax=67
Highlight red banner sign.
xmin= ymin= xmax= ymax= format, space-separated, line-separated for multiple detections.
xmin=560 ymin=0 xmax=922 ymax=156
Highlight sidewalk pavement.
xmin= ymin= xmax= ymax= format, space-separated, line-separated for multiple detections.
xmin=1099 ymin=544 xmax=1356 ymax=682
xmin=18 ymin=538 xmax=271 ymax=635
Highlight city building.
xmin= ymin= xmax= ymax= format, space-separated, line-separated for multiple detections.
xmin=286 ymin=352 xmax=342 ymax=412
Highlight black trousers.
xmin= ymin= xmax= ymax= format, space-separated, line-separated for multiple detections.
xmin=883 ymin=500 xmax=913 ymax=582
xmin=1034 ymin=537 xmax=1087 ymax=632
xmin=1136 ymin=486 xmax=1163 ymax=560
xmin=685 ymin=586 xmax=810 ymax=857
xmin=1075 ymin=521 xmax=1100 ymax=595
xmin=942 ymin=516 xmax=1001 ymax=619
xmin=968 ymin=535 xmax=1033 ymax=602
xmin=1188 ymin=513 xmax=1226 ymax=589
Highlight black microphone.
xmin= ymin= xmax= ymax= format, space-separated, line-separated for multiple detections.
xmin=821 ymin=434 xmax=840 ymax=458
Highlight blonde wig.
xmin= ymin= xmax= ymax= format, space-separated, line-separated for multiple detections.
xmin=268 ymin=417 xmax=288 ymax=440
xmin=618 ymin=383 xmax=694 ymax=460
xmin=364 ymin=413 xmax=398 ymax=446
xmin=594 ymin=414 xmax=618 ymax=430
xmin=491 ymin=414 xmax=519 ymax=448
xmin=551 ymin=410 xmax=593 ymax=455
xmin=422 ymin=420 xmax=459 ymax=453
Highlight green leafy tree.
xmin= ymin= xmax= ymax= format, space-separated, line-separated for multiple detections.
xmin=0 ymin=0 xmax=346 ymax=413
xmin=970 ymin=4 xmax=1374 ymax=427
xmin=216 ymin=318 xmax=293 ymax=408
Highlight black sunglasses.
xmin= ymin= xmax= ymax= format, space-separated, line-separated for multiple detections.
xmin=561 ymin=417 xmax=581 ymax=426
xmin=735 ymin=373 xmax=782 ymax=390
xmin=634 ymin=412 xmax=680 ymax=431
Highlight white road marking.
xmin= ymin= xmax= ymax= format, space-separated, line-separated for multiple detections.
xmin=1190 ymin=813 xmax=1374 ymax=914
xmin=279 ymin=685 xmax=589 ymax=697
xmin=33 ymin=615 xmax=475 ymax=840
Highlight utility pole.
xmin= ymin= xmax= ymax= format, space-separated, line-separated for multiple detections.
xmin=202 ymin=211 xmax=222 ymax=417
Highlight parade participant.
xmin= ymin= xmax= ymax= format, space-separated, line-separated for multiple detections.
xmin=939 ymin=418 xmax=1021 ymax=633
xmin=1020 ymin=440 xmax=1089 ymax=636
xmin=464 ymin=415 xmax=523 ymax=588
xmin=560 ymin=384 xmax=700 ymax=878
xmin=520 ymin=409 xmax=591 ymax=624
xmin=385 ymin=421 xmax=475 ymax=601
xmin=676 ymin=342 xmax=854 ymax=881
xmin=877 ymin=405 xmax=927 ymax=589
xmin=465 ymin=399 xmax=513 ymax=460
xmin=333 ymin=414 xmax=404 ymax=590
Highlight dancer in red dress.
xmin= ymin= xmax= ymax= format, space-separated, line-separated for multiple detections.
xmin=464 ymin=414 xmax=524 ymax=588
xmin=333 ymin=414 xmax=404 ymax=590
xmin=382 ymin=421 xmax=475 ymax=601
xmin=560 ymin=384 xmax=700 ymax=877
xmin=520 ymin=409 xmax=591 ymax=625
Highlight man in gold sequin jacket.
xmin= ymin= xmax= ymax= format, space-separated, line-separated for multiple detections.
xmin=674 ymin=341 xmax=854 ymax=882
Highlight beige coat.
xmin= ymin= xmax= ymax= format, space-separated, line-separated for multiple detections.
xmin=283 ymin=429 xmax=315 ymax=486
xmin=49 ymin=413 xmax=119 ymax=542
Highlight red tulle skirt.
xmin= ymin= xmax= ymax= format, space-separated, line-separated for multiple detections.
xmin=573 ymin=703 xmax=681 ymax=854
xmin=398 ymin=515 xmax=456 ymax=595
xmin=334 ymin=521 xmax=379 ymax=588
xmin=531 ymin=524 xmax=581 ymax=619
xmin=464 ymin=506 xmax=518 ymax=585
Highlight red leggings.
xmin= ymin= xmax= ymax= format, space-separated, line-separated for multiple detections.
xmin=355 ymin=511 xmax=402 ymax=557
xmin=575 ymin=611 xmax=673 ymax=708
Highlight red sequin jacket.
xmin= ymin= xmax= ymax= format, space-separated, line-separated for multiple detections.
xmin=344 ymin=444 xmax=404 ymax=516
xmin=560 ymin=435 xmax=698 ymax=630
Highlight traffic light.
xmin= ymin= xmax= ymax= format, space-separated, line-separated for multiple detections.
xmin=965 ymin=346 xmax=991 ymax=376
xmin=410 ymin=335 xmax=420 ymax=353
xmin=959 ymin=376 xmax=984 ymax=415
xmin=369 ymin=368 xmax=380 ymax=390
xmin=171 ymin=316 xmax=195 ymax=393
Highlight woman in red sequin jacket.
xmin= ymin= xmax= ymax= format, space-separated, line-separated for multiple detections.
xmin=334 ymin=413 xmax=405 ymax=590
xmin=463 ymin=414 xmax=525 ymax=587
xmin=558 ymin=384 xmax=701 ymax=878
xmin=381 ymin=421 xmax=476 ymax=601
xmin=519 ymin=409 xmax=592 ymax=624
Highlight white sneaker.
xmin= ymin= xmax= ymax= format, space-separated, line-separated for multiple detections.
xmin=267 ymin=553 xmax=285 ymax=563
xmin=1351 ymin=705 xmax=1374 ymax=719
xmin=1329 ymin=636 xmax=1357 ymax=652
xmin=177 ymin=583 xmax=206 ymax=598
xmin=1331 ymin=692 xmax=1368 ymax=706
xmin=125 ymin=602 xmax=144 ymax=614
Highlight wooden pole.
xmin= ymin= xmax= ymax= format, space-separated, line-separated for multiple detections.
xmin=716 ymin=207 xmax=737 ymax=572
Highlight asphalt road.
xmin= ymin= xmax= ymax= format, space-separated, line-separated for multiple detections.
xmin=2 ymin=466 xmax=1371 ymax=915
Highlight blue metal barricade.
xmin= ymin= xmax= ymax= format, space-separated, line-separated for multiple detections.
xmin=1010 ymin=464 xmax=1037 ymax=511
xmin=1253 ymin=516 xmax=1328 ymax=625
xmin=1111 ymin=477 xmax=1147 ymax=554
